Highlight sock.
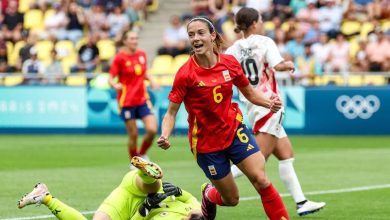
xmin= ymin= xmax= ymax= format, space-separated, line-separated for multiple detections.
xmin=258 ymin=184 xmax=289 ymax=220
xmin=137 ymin=169 xmax=157 ymax=184
xmin=128 ymin=146 xmax=138 ymax=159
xmin=279 ymin=158 xmax=306 ymax=203
xmin=139 ymin=140 xmax=152 ymax=155
xmin=45 ymin=195 xmax=87 ymax=220
xmin=205 ymin=186 xmax=225 ymax=206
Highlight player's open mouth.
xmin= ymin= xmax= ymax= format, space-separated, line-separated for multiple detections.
xmin=193 ymin=44 xmax=203 ymax=49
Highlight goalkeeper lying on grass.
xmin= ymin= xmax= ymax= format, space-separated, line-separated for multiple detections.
xmin=17 ymin=156 xmax=205 ymax=220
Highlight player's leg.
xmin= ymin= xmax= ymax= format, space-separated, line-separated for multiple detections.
xmin=121 ymin=107 xmax=139 ymax=166
xmin=236 ymin=152 xmax=289 ymax=220
xmin=232 ymin=123 xmax=289 ymax=220
xmin=124 ymin=119 xmax=139 ymax=161
xmin=275 ymin=136 xmax=326 ymax=216
xmin=138 ymin=102 xmax=157 ymax=158
xmin=18 ymin=183 xmax=87 ymax=220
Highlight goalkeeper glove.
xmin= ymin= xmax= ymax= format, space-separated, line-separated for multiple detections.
xmin=162 ymin=182 xmax=182 ymax=197
xmin=138 ymin=193 xmax=168 ymax=217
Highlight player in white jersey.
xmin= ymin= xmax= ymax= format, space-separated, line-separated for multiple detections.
xmin=225 ymin=7 xmax=326 ymax=217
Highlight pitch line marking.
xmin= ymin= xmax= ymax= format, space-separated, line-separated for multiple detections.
xmin=2 ymin=184 xmax=390 ymax=220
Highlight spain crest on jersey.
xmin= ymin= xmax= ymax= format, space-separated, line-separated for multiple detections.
xmin=222 ymin=70 xmax=231 ymax=81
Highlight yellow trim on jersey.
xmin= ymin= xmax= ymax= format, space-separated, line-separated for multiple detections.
xmin=119 ymin=84 xmax=127 ymax=108
xmin=191 ymin=118 xmax=198 ymax=159
xmin=236 ymin=113 xmax=243 ymax=123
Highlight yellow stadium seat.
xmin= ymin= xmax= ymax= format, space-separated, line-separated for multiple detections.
xmin=4 ymin=75 xmax=24 ymax=86
xmin=8 ymin=41 xmax=26 ymax=67
xmin=147 ymin=0 xmax=159 ymax=13
xmin=381 ymin=20 xmax=390 ymax=32
xmin=55 ymin=40 xmax=76 ymax=60
xmin=263 ymin=21 xmax=275 ymax=31
xmin=66 ymin=75 xmax=87 ymax=86
xmin=18 ymin=0 xmax=35 ymax=13
xmin=364 ymin=75 xmax=386 ymax=86
xmin=341 ymin=20 xmax=361 ymax=36
xmin=24 ymin=9 xmax=44 ymax=31
xmin=170 ymin=54 xmax=190 ymax=74
xmin=62 ymin=56 xmax=77 ymax=75
xmin=97 ymin=39 xmax=116 ymax=61
xmin=360 ymin=22 xmax=374 ymax=40
xmin=318 ymin=75 xmax=345 ymax=86
xmin=281 ymin=21 xmax=290 ymax=32
xmin=348 ymin=37 xmax=359 ymax=59
xmin=347 ymin=75 xmax=364 ymax=86
xmin=35 ymin=40 xmax=54 ymax=61
xmin=6 ymin=41 xmax=13 ymax=64
xmin=149 ymin=55 xmax=174 ymax=75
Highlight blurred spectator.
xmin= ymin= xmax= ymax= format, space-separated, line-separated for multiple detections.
xmin=107 ymin=5 xmax=130 ymax=39
xmin=289 ymin=0 xmax=308 ymax=15
xmin=124 ymin=0 xmax=147 ymax=26
xmin=86 ymin=4 xmax=109 ymax=38
xmin=324 ymin=32 xmax=350 ymax=75
xmin=303 ymin=20 xmax=321 ymax=43
xmin=18 ymin=32 xmax=38 ymax=71
xmin=286 ymin=30 xmax=305 ymax=59
xmin=311 ymin=33 xmax=330 ymax=71
xmin=0 ymin=36 xmax=11 ymax=73
xmin=42 ymin=49 xmax=64 ymax=84
xmin=77 ymin=0 xmax=93 ymax=9
xmin=2 ymin=0 xmax=23 ymax=42
xmin=347 ymin=0 xmax=374 ymax=21
xmin=271 ymin=0 xmax=293 ymax=21
xmin=157 ymin=15 xmax=189 ymax=57
xmin=70 ymin=33 xmax=100 ymax=73
xmin=42 ymin=3 xmax=67 ymax=41
xmin=209 ymin=0 xmax=230 ymax=33
xmin=365 ymin=29 xmax=390 ymax=72
xmin=294 ymin=42 xmax=322 ymax=85
xmin=274 ymin=28 xmax=291 ymax=60
xmin=318 ymin=0 xmax=343 ymax=38
xmin=296 ymin=0 xmax=319 ymax=33
xmin=190 ymin=0 xmax=212 ymax=16
xmin=351 ymin=39 xmax=369 ymax=72
xmin=95 ymin=0 xmax=123 ymax=11
xmin=371 ymin=0 xmax=390 ymax=20
xmin=22 ymin=47 xmax=45 ymax=84
xmin=64 ymin=2 xmax=86 ymax=44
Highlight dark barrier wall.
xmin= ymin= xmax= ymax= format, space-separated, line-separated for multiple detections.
xmin=0 ymin=86 xmax=389 ymax=134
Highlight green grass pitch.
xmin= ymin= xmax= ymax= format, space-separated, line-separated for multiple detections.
xmin=1 ymin=135 xmax=390 ymax=219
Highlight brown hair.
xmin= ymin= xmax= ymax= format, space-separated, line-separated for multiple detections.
xmin=233 ymin=7 xmax=260 ymax=34
xmin=187 ymin=16 xmax=225 ymax=53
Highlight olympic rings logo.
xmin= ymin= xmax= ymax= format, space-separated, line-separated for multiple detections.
xmin=336 ymin=95 xmax=380 ymax=119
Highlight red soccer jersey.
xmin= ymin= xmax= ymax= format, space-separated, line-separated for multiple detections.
xmin=169 ymin=53 xmax=250 ymax=154
xmin=110 ymin=50 xmax=148 ymax=108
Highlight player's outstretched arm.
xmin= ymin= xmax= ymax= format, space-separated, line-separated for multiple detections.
xmin=157 ymin=101 xmax=181 ymax=150
xmin=274 ymin=60 xmax=295 ymax=73
xmin=238 ymin=85 xmax=282 ymax=113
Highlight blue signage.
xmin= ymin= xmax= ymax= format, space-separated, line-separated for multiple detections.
xmin=0 ymin=87 xmax=87 ymax=128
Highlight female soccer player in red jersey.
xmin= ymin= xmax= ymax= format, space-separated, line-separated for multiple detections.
xmin=226 ymin=7 xmax=325 ymax=216
xmin=109 ymin=31 xmax=158 ymax=166
xmin=157 ymin=17 xmax=289 ymax=220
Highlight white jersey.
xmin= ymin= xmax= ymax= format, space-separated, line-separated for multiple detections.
xmin=225 ymin=35 xmax=286 ymax=136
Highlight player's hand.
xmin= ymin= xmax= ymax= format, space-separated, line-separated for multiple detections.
xmin=138 ymin=193 xmax=168 ymax=217
xmin=270 ymin=95 xmax=282 ymax=113
xmin=157 ymin=136 xmax=171 ymax=150
xmin=113 ymin=83 xmax=123 ymax=91
xmin=163 ymin=182 xmax=182 ymax=197
xmin=285 ymin=61 xmax=295 ymax=74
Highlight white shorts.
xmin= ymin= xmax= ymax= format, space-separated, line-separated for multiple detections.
xmin=246 ymin=103 xmax=287 ymax=139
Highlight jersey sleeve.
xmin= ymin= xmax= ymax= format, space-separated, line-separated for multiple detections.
xmin=109 ymin=55 xmax=120 ymax=77
xmin=265 ymin=37 xmax=284 ymax=68
xmin=168 ymin=67 xmax=188 ymax=104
